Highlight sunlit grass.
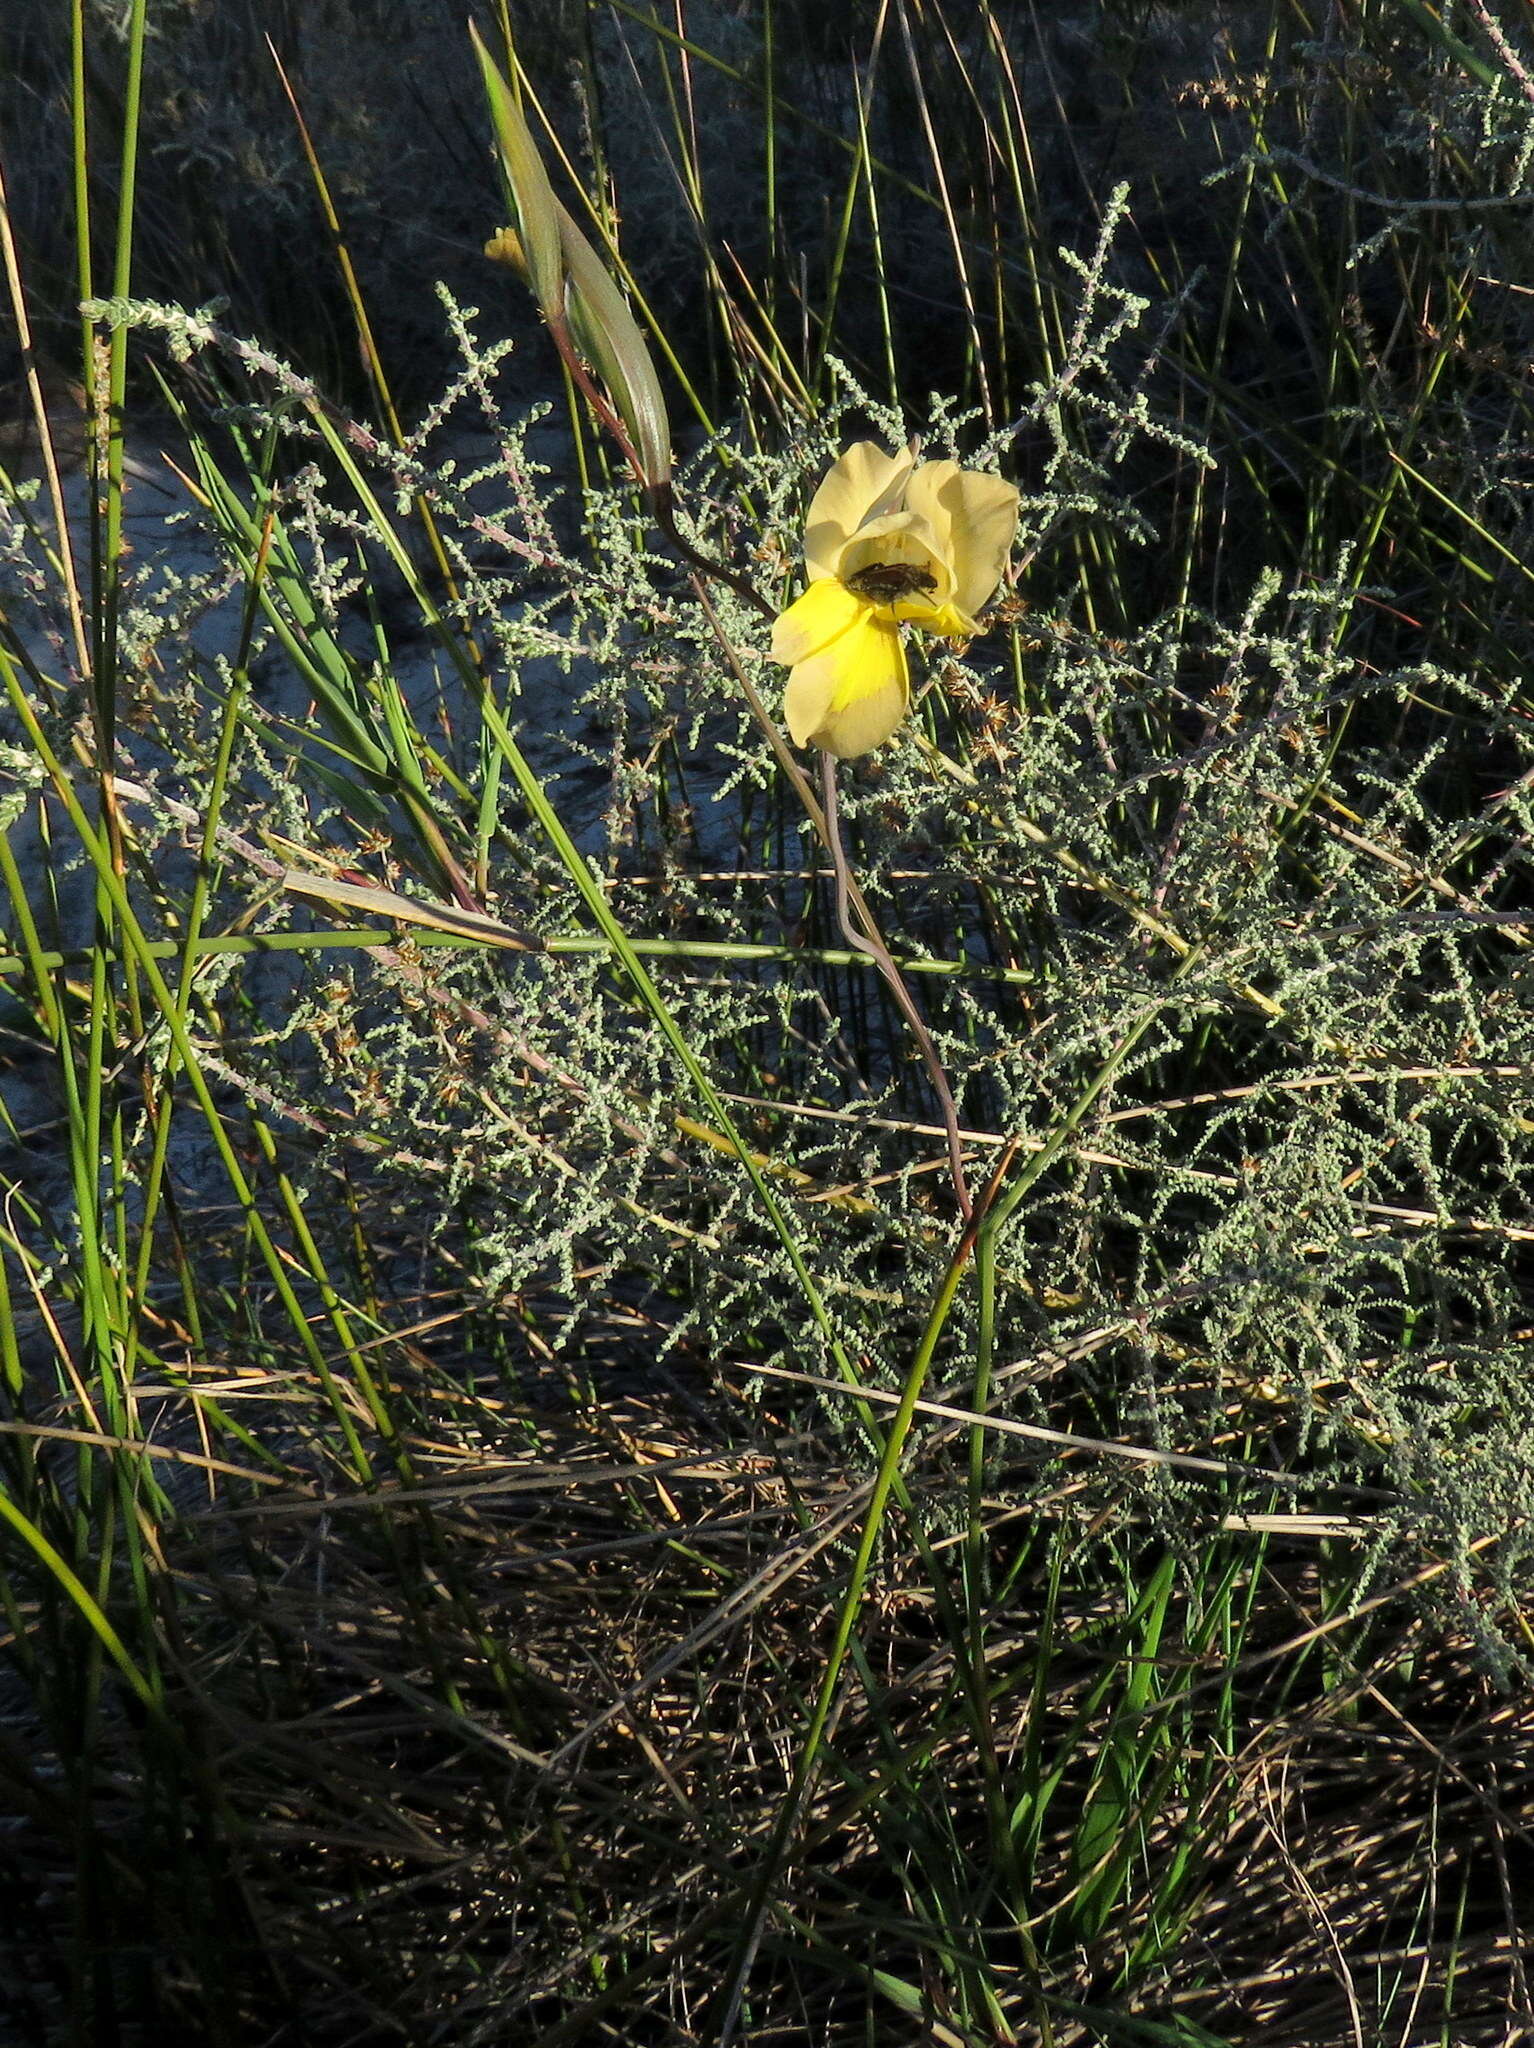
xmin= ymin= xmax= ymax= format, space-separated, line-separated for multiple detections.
xmin=1 ymin=3 xmax=1533 ymax=2044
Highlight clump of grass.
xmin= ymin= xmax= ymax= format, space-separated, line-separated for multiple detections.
xmin=2 ymin=3 xmax=1534 ymax=2044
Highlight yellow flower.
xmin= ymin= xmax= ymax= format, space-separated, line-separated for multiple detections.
xmin=770 ymin=442 xmax=1020 ymax=759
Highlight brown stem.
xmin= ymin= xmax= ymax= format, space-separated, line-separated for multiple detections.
xmin=820 ymin=749 xmax=972 ymax=1221
xmin=542 ymin=307 xmax=775 ymax=623
xmin=649 ymin=483 xmax=776 ymax=622
xmin=685 ymin=578 xmax=973 ymax=1216
xmin=545 ymin=307 xmax=636 ymax=468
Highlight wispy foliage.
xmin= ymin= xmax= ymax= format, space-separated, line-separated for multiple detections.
xmin=2 ymin=4 xmax=1533 ymax=2045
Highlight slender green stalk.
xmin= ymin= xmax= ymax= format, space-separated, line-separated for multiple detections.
xmin=716 ymin=1139 xmax=1018 ymax=2046
xmin=0 ymin=1487 xmax=161 ymax=1715
xmin=121 ymin=447 xmax=277 ymax=1405
xmin=0 ymin=161 xmax=89 ymax=683
xmin=97 ymin=0 xmax=150 ymax=731
xmin=0 ymin=642 xmax=396 ymax=1475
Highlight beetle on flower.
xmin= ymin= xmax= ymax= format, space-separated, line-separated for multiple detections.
xmin=771 ymin=442 xmax=1020 ymax=759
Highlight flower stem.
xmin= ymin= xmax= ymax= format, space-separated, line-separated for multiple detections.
xmin=650 ymin=482 xmax=776 ymax=621
xmin=682 ymin=577 xmax=972 ymax=1219
xmin=820 ymin=748 xmax=973 ymax=1220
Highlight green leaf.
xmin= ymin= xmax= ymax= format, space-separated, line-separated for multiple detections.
xmin=557 ymin=199 xmax=672 ymax=489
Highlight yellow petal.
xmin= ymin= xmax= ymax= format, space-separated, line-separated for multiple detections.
xmin=804 ymin=442 xmax=914 ymax=582
xmin=904 ymin=461 xmax=1020 ymax=617
xmin=483 ymin=225 xmax=529 ymax=276
xmin=900 ymin=459 xmax=959 ymax=572
xmin=895 ymin=597 xmax=978 ymax=638
xmin=784 ymin=611 xmax=910 ymax=759
xmin=771 ymin=577 xmax=866 ymax=666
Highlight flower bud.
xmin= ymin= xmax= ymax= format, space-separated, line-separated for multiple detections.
xmin=473 ymin=27 xmax=671 ymax=493
xmin=471 ymin=24 xmax=563 ymax=322
xmin=482 ymin=226 xmax=530 ymax=280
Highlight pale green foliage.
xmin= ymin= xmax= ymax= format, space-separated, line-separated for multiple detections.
xmin=6 ymin=8 xmax=1534 ymax=2038
xmin=58 ymin=212 xmax=1534 ymax=1627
